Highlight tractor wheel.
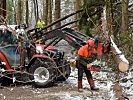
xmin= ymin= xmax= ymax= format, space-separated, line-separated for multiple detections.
xmin=0 ymin=74 xmax=13 ymax=86
xmin=56 ymin=60 xmax=71 ymax=81
xmin=0 ymin=65 xmax=13 ymax=86
xmin=28 ymin=58 xmax=57 ymax=87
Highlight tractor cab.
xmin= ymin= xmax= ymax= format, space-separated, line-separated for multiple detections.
xmin=0 ymin=25 xmax=20 ymax=67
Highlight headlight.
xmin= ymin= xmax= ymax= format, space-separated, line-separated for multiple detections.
xmin=36 ymin=46 xmax=43 ymax=54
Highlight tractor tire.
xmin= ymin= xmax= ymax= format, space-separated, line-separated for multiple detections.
xmin=0 ymin=74 xmax=13 ymax=86
xmin=28 ymin=58 xmax=57 ymax=88
xmin=56 ymin=60 xmax=71 ymax=81
xmin=0 ymin=65 xmax=13 ymax=86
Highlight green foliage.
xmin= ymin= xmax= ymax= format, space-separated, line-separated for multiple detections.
xmin=79 ymin=0 xmax=132 ymax=66
xmin=78 ymin=0 xmax=105 ymax=36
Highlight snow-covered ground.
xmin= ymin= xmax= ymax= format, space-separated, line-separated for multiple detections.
xmin=55 ymin=40 xmax=133 ymax=100
xmin=120 ymin=69 xmax=133 ymax=100
xmin=61 ymin=67 xmax=133 ymax=100
xmin=0 ymin=64 xmax=132 ymax=100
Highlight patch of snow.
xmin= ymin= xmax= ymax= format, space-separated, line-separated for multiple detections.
xmin=67 ymin=69 xmax=117 ymax=99
xmin=13 ymin=77 xmax=16 ymax=83
xmin=120 ymin=70 xmax=133 ymax=99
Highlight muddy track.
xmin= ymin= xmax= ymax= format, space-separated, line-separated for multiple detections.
xmin=1 ymin=66 xmax=133 ymax=100
xmin=0 ymin=82 xmax=108 ymax=100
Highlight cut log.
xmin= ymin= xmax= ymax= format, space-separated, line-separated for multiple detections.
xmin=110 ymin=37 xmax=129 ymax=72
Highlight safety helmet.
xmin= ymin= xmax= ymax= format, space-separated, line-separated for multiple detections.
xmin=86 ymin=39 xmax=94 ymax=47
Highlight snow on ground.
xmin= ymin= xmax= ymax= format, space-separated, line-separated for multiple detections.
xmin=61 ymin=68 xmax=113 ymax=100
xmin=0 ymin=66 xmax=132 ymax=100
xmin=61 ymin=67 xmax=133 ymax=100
xmin=119 ymin=69 xmax=133 ymax=100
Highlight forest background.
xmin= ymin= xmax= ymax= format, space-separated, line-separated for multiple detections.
xmin=0 ymin=0 xmax=132 ymax=66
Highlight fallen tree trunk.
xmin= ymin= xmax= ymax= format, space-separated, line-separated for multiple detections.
xmin=110 ymin=37 xmax=129 ymax=72
xmin=101 ymin=7 xmax=129 ymax=72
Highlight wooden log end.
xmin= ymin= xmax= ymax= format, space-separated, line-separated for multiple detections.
xmin=118 ymin=61 xmax=129 ymax=72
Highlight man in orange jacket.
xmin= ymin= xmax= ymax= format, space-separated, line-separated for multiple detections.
xmin=77 ymin=39 xmax=101 ymax=92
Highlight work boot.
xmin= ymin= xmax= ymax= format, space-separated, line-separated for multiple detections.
xmin=87 ymin=78 xmax=99 ymax=91
xmin=78 ymin=81 xmax=83 ymax=92
xmin=91 ymin=86 xmax=99 ymax=91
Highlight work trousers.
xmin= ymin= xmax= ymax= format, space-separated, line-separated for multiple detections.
xmin=76 ymin=59 xmax=92 ymax=81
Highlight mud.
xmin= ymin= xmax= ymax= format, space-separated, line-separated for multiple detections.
xmin=0 ymin=81 xmax=111 ymax=100
xmin=0 ymin=67 xmax=132 ymax=100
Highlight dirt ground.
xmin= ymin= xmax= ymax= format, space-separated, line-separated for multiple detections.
xmin=0 ymin=83 xmax=83 ymax=100
xmin=1 ymin=66 xmax=132 ymax=100
xmin=0 ymin=81 xmax=110 ymax=100
xmin=0 ymin=72 xmax=129 ymax=100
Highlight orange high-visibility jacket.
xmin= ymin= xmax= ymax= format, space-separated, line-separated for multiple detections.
xmin=78 ymin=44 xmax=96 ymax=57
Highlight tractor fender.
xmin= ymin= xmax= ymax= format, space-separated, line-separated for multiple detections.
xmin=0 ymin=51 xmax=12 ymax=72
xmin=28 ymin=54 xmax=52 ymax=67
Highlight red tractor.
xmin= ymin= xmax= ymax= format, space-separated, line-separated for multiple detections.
xmin=0 ymin=24 xmax=110 ymax=88
xmin=0 ymin=24 xmax=71 ymax=87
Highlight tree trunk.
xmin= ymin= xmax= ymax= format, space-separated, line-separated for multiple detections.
xmin=35 ymin=0 xmax=39 ymax=20
xmin=12 ymin=0 xmax=17 ymax=24
xmin=48 ymin=0 xmax=52 ymax=30
xmin=33 ymin=0 xmax=37 ymax=23
xmin=54 ymin=0 xmax=61 ymax=28
xmin=17 ymin=0 xmax=23 ymax=25
xmin=121 ymin=0 xmax=129 ymax=34
xmin=43 ymin=0 xmax=47 ymax=26
xmin=0 ymin=0 xmax=6 ymax=24
xmin=106 ymin=0 xmax=113 ymax=35
xmin=74 ymin=0 xmax=82 ymax=26
xmin=6 ymin=0 xmax=13 ymax=24
xmin=74 ymin=0 xmax=81 ymax=19
xmin=26 ymin=0 xmax=29 ymax=27
xmin=110 ymin=37 xmax=129 ymax=72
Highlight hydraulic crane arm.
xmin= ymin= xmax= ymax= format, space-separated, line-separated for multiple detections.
xmin=42 ymin=29 xmax=86 ymax=50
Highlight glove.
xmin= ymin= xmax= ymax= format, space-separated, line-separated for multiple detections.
xmin=87 ymin=64 xmax=101 ymax=72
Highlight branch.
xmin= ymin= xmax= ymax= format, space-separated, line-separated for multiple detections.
xmin=34 ymin=20 xmax=79 ymax=40
xmin=27 ymin=9 xmax=83 ymax=33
